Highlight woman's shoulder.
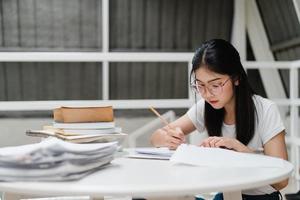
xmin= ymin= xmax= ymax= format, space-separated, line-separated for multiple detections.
xmin=187 ymin=99 xmax=205 ymax=117
xmin=252 ymin=94 xmax=277 ymax=113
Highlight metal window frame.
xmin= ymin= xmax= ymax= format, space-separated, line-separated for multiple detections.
xmin=0 ymin=58 xmax=297 ymax=110
xmin=0 ymin=52 xmax=194 ymax=111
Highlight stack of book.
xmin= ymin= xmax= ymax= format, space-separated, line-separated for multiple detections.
xmin=27 ymin=106 xmax=127 ymax=144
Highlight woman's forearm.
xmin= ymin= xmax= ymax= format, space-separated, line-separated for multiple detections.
xmin=271 ymin=179 xmax=289 ymax=191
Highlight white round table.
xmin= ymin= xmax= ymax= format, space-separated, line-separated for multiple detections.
xmin=0 ymin=157 xmax=293 ymax=200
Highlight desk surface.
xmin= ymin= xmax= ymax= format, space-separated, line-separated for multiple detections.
xmin=0 ymin=157 xmax=293 ymax=198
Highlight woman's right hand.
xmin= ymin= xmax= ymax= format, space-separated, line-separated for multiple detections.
xmin=150 ymin=114 xmax=195 ymax=150
xmin=155 ymin=126 xmax=186 ymax=150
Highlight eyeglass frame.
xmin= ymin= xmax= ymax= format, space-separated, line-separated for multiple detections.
xmin=190 ymin=77 xmax=231 ymax=96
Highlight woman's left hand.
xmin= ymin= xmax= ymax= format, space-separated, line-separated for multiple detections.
xmin=199 ymin=137 xmax=252 ymax=153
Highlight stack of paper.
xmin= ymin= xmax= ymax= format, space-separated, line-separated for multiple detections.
xmin=27 ymin=106 xmax=127 ymax=144
xmin=0 ymin=138 xmax=118 ymax=181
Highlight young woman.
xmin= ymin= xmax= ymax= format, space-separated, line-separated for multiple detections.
xmin=150 ymin=39 xmax=288 ymax=200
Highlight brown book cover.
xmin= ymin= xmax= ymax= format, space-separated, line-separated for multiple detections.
xmin=53 ymin=106 xmax=114 ymax=123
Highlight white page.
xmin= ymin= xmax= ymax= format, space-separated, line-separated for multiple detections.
xmin=49 ymin=138 xmax=118 ymax=152
xmin=170 ymin=144 xmax=285 ymax=168
xmin=125 ymin=147 xmax=174 ymax=160
xmin=0 ymin=142 xmax=46 ymax=156
xmin=63 ymin=127 xmax=122 ymax=135
xmin=0 ymin=155 xmax=113 ymax=177
xmin=135 ymin=147 xmax=174 ymax=156
xmin=0 ymin=138 xmax=118 ymax=156
xmin=53 ymin=122 xmax=115 ymax=129
xmin=126 ymin=154 xmax=170 ymax=160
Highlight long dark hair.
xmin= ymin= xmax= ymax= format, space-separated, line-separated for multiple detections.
xmin=191 ymin=39 xmax=256 ymax=145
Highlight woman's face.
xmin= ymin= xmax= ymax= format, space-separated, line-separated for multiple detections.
xmin=194 ymin=67 xmax=236 ymax=109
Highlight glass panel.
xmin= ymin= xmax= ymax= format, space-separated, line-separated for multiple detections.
xmin=109 ymin=0 xmax=233 ymax=52
xmin=278 ymin=105 xmax=290 ymax=137
xmin=0 ymin=62 xmax=102 ymax=100
xmin=0 ymin=0 xmax=102 ymax=51
xmin=109 ymin=62 xmax=188 ymax=99
xmin=247 ymin=69 xmax=267 ymax=98
xmin=257 ymin=0 xmax=300 ymax=44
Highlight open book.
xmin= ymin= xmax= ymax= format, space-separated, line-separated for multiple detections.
xmin=43 ymin=125 xmax=122 ymax=136
xmin=26 ymin=129 xmax=127 ymax=144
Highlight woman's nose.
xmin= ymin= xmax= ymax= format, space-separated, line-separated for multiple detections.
xmin=201 ymin=87 xmax=214 ymax=98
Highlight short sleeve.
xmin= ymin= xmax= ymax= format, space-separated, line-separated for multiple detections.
xmin=259 ymin=103 xmax=285 ymax=144
xmin=187 ymin=99 xmax=206 ymax=132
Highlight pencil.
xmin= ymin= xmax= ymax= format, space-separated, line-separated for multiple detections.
xmin=149 ymin=106 xmax=170 ymax=126
xmin=149 ymin=106 xmax=186 ymax=142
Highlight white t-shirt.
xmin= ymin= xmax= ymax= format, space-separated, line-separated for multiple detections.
xmin=187 ymin=95 xmax=285 ymax=195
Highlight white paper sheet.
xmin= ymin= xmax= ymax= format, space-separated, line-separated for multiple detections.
xmin=126 ymin=147 xmax=174 ymax=160
xmin=0 ymin=138 xmax=118 ymax=156
xmin=170 ymin=144 xmax=285 ymax=168
xmin=135 ymin=147 xmax=174 ymax=156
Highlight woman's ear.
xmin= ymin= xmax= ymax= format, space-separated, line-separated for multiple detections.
xmin=234 ymin=77 xmax=240 ymax=86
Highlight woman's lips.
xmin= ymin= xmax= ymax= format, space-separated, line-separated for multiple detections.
xmin=209 ymin=100 xmax=219 ymax=104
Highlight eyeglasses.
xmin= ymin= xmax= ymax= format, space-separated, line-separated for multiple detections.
xmin=190 ymin=77 xmax=231 ymax=96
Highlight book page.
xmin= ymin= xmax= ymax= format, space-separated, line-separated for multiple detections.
xmin=170 ymin=144 xmax=285 ymax=168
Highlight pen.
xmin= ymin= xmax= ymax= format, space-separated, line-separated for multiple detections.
xmin=149 ymin=106 xmax=170 ymax=127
